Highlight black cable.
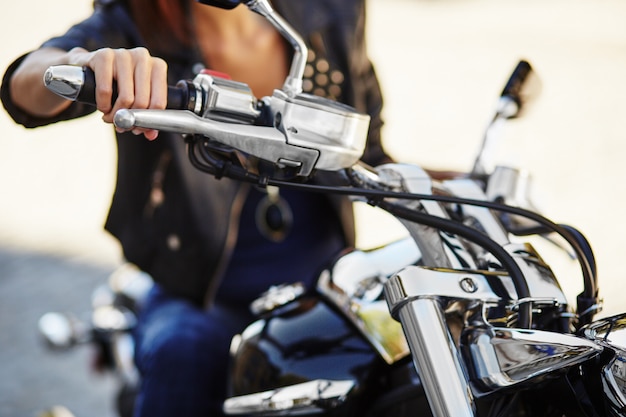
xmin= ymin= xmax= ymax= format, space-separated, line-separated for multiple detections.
xmin=189 ymin=144 xmax=534 ymax=327
xmin=184 ymin=141 xmax=597 ymax=325
xmin=504 ymin=222 xmax=597 ymax=279
xmin=264 ymin=178 xmax=598 ymax=326
xmin=187 ymin=139 xmax=219 ymax=176
xmin=376 ymin=199 xmax=533 ymax=328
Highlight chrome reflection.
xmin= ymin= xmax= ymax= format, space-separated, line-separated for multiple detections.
xmin=465 ymin=326 xmax=602 ymax=390
xmin=223 ymin=379 xmax=355 ymax=415
xmin=250 ymin=282 xmax=306 ymax=316
xmin=317 ymin=237 xmax=419 ymax=364
xmin=582 ymin=313 xmax=626 ymax=410
xmin=386 ymin=264 xmax=600 ymax=412
xmin=38 ymin=312 xmax=87 ymax=349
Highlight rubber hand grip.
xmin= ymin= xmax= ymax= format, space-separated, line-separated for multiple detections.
xmin=78 ymin=67 xmax=190 ymax=110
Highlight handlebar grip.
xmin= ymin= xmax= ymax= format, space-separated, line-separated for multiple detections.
xmin=80 ymin=67 xmax=192 ymax=110
xmin=500 ymin=60 xmax=532 ymax=103
xmin=44 ymin=65 xmax=197 ymax=111
xmin=494 ymin=60 xmax=534 ymax=119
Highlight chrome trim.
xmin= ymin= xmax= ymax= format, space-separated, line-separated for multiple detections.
xmin=268 ymin=92 xmax=370 ymax=172
xmin=43 ymin=65 xmax=85 ymax=101
xmin=464 ymin=326 xmax=602 ymax=390
xmin=111 ymin=332 xmax=139 ymax=385
xmin=192 ymin=72 xmax=261 ymax=122
xmin=250 ymin=282 xmax=306 ymax=316
xmin=385 ymin=267 xmax=487 ymax=416
xmin=499 ymin=242 xmax=568 ymax=305
xmin=443 ymin=179 xmax=509 ymax=245
xmin=91 ymin=305 xmax=136 ymax=332
xmin=107 ymin=263 xmax=152 ymax=304
xmin=114 ymin=109 xmax=320 ymax=176
xmin=385 ymin=247 xmax=568 ymax=311
xmin=317 ymin=237 xmax=419 ymax=364
xmin=114 ymin=97 xmax=369 ymax=176
xmin=485 ymin=166 xmax=532 ymax=208
xmin=397 ymin=297 xmax=475 ymax=417
xmin=223 ymin=379 xmax=355 ymax=415
xmin=603 ymin=360 xmax=626 ymax=410
xmin=385 ymin=265 xmax=590 ymax=416
xmin=375 ymin=164 xmax=476 ymax=270
xmin=385 ymin=266 xmax=504 ymax=315
xmin=38 ymin=312 xmax=86 ymax=349
xmin=582 ymin=314 xmax=626 ymax=409
xmin=244 ymin=0 xmax=306 ymax=97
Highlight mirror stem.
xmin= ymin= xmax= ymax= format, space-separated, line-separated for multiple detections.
xmin=245 ymin=0 xmax=306 ymax=96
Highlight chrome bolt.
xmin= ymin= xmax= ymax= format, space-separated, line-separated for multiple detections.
xmin=460 ymin=277 xmax=478 ymax=293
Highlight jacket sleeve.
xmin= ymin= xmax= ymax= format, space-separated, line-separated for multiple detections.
xmin=273 ymin=0 xmax=392 ymax=167
xmin=1 ymin=0 xmax=141 ymax=129
xmin=1 ymin=53 xmax=98 ymax=128
xmin=349 ymin=0 xmax=393 ymax=167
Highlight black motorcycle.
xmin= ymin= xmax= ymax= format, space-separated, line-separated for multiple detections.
xmin=40 ymin=1 xmax=626 ymax=416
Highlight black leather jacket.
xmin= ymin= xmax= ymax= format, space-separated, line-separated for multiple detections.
xmin=1 ymin=0 xmax=390 ymax=306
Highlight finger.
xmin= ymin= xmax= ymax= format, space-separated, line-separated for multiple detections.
xmin=135 ymin=50 xmax=166 ymax=140
xmin=130 ymin=127 xmax=159 ymax=141
xmin=89 ymin=49 xmax=116 ymax=115
xmin=149 ymin=57 xmax=168 ymax=110
xmin=107 ymin=49 xmax=135 ymax=121
xmin=130 ymin=48 xmax=152 ymax=109
xmin=65 ymin=47 xmax=90 ymax=65
xmin=143 ymin=129 xmax=160 ymax=141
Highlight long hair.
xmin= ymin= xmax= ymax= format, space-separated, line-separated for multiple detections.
xmin=129 ymin=0 xmax=192 ymax=54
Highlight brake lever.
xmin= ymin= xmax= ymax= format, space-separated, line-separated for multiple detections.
xmin=114 ymin=109 xmax=320 ymax=176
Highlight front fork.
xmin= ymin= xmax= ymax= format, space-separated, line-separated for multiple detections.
xmin=385 ymin=265 xmax=603 ymax=417
xmin=390 ymin=295 xmax=476 ymax=416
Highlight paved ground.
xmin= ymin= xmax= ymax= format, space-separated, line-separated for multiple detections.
xmin=1 ymin=0 xmax=625 ymax=416
xmin=0 ymin=248 xmax=117 ymax=417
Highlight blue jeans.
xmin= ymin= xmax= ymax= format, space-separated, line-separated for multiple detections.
xmin=132 ymin=284 xmax=255 ymax=417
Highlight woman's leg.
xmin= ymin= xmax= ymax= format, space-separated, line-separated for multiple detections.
xmin=132 ymin=285 xmax=252 ymax=417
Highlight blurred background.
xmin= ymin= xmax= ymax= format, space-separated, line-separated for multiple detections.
xmin=1 ymin=0 xmax=625 ymax=416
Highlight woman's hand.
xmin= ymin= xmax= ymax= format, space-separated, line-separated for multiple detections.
xmin=66 ymin=47 xmax=168 ymax=140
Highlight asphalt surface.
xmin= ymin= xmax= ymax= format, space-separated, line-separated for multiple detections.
xmin=1 ymin=0 xmax=625 ymax=416
xmin=0 ymin=247 xmax=117 ymax=417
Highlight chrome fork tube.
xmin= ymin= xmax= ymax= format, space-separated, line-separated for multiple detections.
xmin=396 ymin=298 xmax=475 ymax=417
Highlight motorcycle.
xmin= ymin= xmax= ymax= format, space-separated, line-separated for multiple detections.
xmin=38 ymin=262 xmax=151 ymax=417
xmin=39 ymin=0 xmax=626 ymax=416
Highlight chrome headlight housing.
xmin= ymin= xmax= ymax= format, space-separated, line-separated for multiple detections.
xmin=582 ymin=313 xmax=626 ymax=412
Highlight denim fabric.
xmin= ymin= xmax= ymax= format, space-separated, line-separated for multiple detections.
xmin=132 ymin=284 xmax=254 ymax=417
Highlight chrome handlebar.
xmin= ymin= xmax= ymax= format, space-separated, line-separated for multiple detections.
xmin=44 ymin=65 xmax=371 ymax=178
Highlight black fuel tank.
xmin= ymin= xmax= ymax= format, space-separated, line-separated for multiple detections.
xmin=229 ymin=295 xmax=378 ymax=395
xmin=226 ymin=295 xmax=429 ymax=417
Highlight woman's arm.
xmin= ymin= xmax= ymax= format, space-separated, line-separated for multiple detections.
xmin=9 ymin=46 xmax=168 ymax=139
xmin=10 ymin=47 xmax=77 ymax=118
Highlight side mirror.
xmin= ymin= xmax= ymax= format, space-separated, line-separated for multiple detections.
xmin=497 ymin=60 xmax=539 ymax=119
xmin=471 ymin=59 xmax=542 ymax=176
xmin=196 ymin=0 xmax=241 ymax=9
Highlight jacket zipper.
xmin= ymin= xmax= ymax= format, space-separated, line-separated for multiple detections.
xmin=203 ymin=182 xmax=251 ymax=308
